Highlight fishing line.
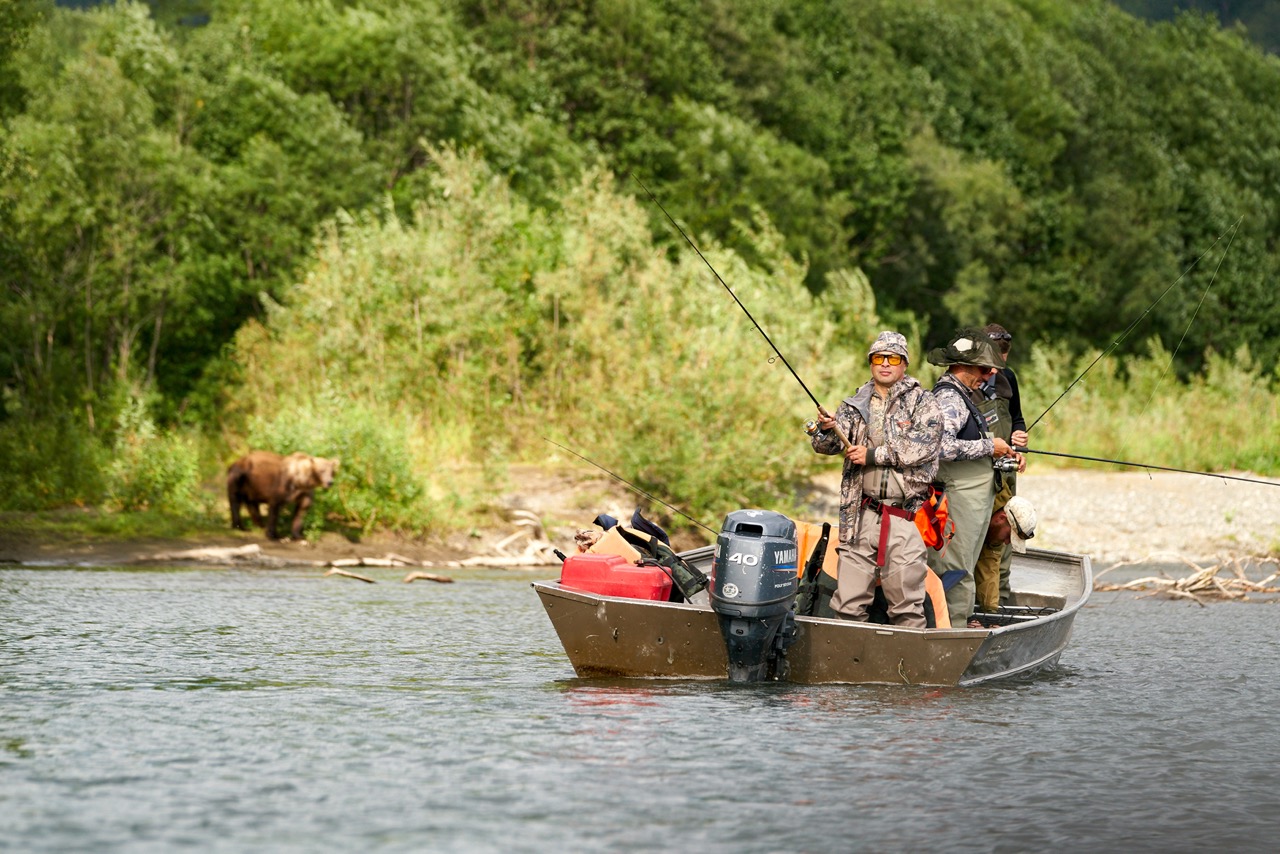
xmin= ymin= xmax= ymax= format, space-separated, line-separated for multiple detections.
xmin=1137 ymin=217 xmax=1242 ymax=419
xmin=1027 ymin=215 xmax=1243 ymax=433
xmin=541 ymin=437 xmax=719 ymax=536
xmin=631 ymin=173 xmax=823 ymax=411
xmin=1019 ymin=447 xmax=1280 ymax=488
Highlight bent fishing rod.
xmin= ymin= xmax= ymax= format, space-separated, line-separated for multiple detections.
xmin=1028 ymin=215 xmax=1243 ymax=433
xmin=631 ymin=174 xmax=853 ymax=452
xmin=1014 ymin=447 xmax=1280 ymax=488
xmin=541 ymin=437 xmax=719 ymax=536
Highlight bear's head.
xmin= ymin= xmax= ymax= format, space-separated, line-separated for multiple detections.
xmin=285 ymin=453 xmax=340 ymax=490
xmin=312 ymin=456 xmax=339 ymax=488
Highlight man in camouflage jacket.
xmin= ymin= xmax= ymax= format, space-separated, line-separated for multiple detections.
xmin=809 ymin=331 xmax=943 ymax=627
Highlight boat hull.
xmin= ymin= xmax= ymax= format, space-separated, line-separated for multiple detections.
xmin=534 ymin=547 xmax=1091 ymax=687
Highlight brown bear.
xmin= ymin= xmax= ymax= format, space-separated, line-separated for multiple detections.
xmin=226 ymin=451 xmax=340 ymax=541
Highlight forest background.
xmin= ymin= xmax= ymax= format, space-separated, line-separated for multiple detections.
xmin=3 ymin=0 xmax=1280 ymax=545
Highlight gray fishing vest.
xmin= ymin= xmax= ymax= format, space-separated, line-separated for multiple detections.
xmin=977 ymin=371 xmax=1013 ymax=443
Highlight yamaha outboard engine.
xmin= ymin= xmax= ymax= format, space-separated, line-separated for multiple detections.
xmin=710 ymin=510 xmax=800 ymax=683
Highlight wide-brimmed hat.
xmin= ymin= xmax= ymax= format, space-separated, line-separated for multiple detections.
xmin=1004 ymin=496 xmax=1036 ymax=554
xmin=867 ymin=331 xmax=909 ymax=364
xmin=926 ymin=327 xmax=1005 ymax=369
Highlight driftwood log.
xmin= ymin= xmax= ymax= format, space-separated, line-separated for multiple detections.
xmin=324 ymin=567 xmax=376 ymax=584
xmin=328 ymin=555 xmax=415 ymax=569
xmin=145 ymin=544 xmax=262 ymax=562
xmin=403 ymin=571 xmax=454 ymax=584
xmin=1094 ymin=556 xmax=1280 ymax=604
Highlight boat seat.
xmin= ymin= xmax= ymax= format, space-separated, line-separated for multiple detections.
xmin=795 ymin=520 xmax=840 ymax=579
xmin=795 ymin=519 xmax=950 ymax=629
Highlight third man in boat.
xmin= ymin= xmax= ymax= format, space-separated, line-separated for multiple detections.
xmin=809 ymin=331 xmax=943 ymax=628
xmin=926 ymin=329 xmax=1019 ymax=627
xmin=973 ymin=322 xmax=1028 ymax=611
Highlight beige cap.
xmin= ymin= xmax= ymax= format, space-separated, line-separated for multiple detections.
xmin=1004 ymin=496 xmax=1037 ymax=554
xmin=867 ymin=331 xmax=910 ymax=363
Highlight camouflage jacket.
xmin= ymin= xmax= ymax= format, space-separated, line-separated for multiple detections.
xmin=933 ymin=373 xmax=995 ymax=461
xmin=810 ymin=375 xmax=943 ymax=545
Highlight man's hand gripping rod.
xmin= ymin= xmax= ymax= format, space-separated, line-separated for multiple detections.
xmin=806 ymin=409 xmax=855 ymax=454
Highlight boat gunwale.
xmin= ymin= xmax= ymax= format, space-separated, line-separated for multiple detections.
xmin=533 ymin=545 xmax=1091 ymax=685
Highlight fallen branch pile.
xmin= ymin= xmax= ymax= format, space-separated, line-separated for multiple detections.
xmin=1094 ymin=556 xmax=1280 ymax=606
xmin=420 ymin=509 xmax=561 ymax=568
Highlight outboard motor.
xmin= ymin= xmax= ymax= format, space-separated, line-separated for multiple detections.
xmin=710 ymin=510 xmax=800 ymax=682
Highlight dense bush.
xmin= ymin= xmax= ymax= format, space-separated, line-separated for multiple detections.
xmin=0 ymin=416 xmax=109 ymax=511
xmin=106 ymin=393 xmax=207 ymax=516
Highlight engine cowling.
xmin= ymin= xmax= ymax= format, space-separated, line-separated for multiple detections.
xmin=709 ymin=510 xmax=799 ymax=682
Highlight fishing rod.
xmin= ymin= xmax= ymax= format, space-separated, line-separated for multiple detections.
xmin=541 ymin=437 xmax=719 ymax=536
xmin=1028 ymin=216 xmax=1243 ymax=433
xmin=1017 ymin=447 xmax=1280 ymax=488
xmin=631 ymin=174 xmax=853 ymax=451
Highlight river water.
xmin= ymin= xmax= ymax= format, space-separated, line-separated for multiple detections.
xmin=3 ymin=564 xmax=1279 ymax=852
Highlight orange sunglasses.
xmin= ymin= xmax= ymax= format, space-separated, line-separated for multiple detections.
xmin=869 ymin=353 xmax=904 ymax=366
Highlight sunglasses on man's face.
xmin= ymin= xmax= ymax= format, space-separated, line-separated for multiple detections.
xmin=988 ymin=332 xmax=1013 ymax=342
xmin=869 ymin=353 xmax=904 ymax=366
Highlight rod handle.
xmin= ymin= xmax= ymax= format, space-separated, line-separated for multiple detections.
xmin=816 ymin=405 xmax=855 ymax=452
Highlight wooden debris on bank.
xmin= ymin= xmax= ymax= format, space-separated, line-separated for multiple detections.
xmin=324 ymin=567 xmax=376 ymax=583
xmin=416 ymin=512 xmax=561 ymax=569
xmin=327 ymin=554 xmax=417 ymax=569
xmin=145 ymin=544 xmax=262 ymax=562
xmin=403 ymin=571 xmax=454 ymax=584
xmin=508 ymin=508 xmax=546 ymax=540
xmin=142 ymin=544 xmax=303 ymax=568
xmin=1094 ymin=556 xmax=1280 ymax=605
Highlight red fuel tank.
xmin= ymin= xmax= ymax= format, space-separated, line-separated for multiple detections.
xmin=560 ymin=553 xmax=673 ymax=601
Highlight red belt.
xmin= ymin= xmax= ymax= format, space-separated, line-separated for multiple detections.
xmin=861 ymin=496 xmax=913 ymax=567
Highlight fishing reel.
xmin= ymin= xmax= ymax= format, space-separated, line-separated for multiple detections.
xmin=803 ymin=420 xmax=820 ymax=436
xmin=994 ymin=456 xmax=1020 ymax=472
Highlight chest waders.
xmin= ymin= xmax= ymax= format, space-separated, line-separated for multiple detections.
xmin=926 ymin=383 xmax=997 ymax=627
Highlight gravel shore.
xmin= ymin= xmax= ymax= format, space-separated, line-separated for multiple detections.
xmin=1017 ymin=469 xmax=1280 ymax=565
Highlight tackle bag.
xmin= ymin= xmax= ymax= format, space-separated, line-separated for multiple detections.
xmin=914 ymin=485 xmax=953 ymax=553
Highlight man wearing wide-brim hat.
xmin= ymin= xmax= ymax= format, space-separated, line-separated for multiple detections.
xmin=925 ymin=328 xmax=1020 ymax=627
